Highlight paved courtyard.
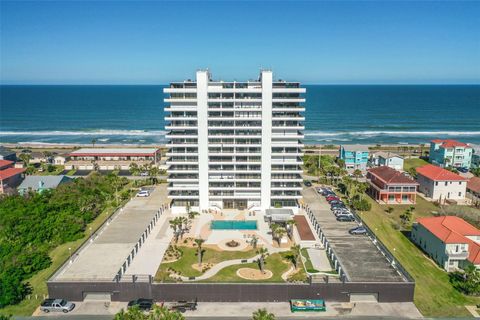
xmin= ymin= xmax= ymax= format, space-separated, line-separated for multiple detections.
xmin=302 ymin=187 xmax=406 ymax=282
xmin=53 ymin=185 xmax=168 ymax=281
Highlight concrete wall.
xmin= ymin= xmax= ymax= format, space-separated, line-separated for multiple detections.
xmin=47 ymin=281 xmax=415 ymax=303
xmin=417 ymin=175 xmax=466 ymax=201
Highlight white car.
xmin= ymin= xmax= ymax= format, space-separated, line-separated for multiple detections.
xmin=140 ymin=172 xmax=149 ymax=176
xmin=136 ymin=190 xmax=150 ymax=197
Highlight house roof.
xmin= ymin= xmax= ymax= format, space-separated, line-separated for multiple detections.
xmin=69 ymin=148 xmax=159 ymax=157
xmin=0 ymin=167 xmax=25 ymax=180
xmin=18 ymin=175 xmax=71 ymax=190
xmin=416 ymin=216 xmax=480 ymax=264
xmin=431 ymin=139 xmax=470 ymax=148
xmin=368 ymin=166 xmax=417 ymax=185
xmin=0 ymin=160 xmax=14 ymax=168
xmin=0 ymin=146 xmax=16 ymax=157
xmin=416 ymin=164 xmax=467 ymax=181
xmin=374 ymin=151 xmax=403 ymax=159
xmin=341 ymin=144 xmax=369 ymax=152
xmin=467 ymin=177 xmax=480 ymax=194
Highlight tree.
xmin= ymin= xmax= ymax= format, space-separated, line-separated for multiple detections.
xmin=249 ymin=235 xmax=259 ymax=249
xmin=285 ymin=220 xmax=296 ymax=239
xmin=290 ymin=244 xmax=301 ymax=269
xmin=18 ymin=153 xmax=31 ymax=167
xmin=252 ymin=308 xmax=275 ymax=320
xmin=385 ymin=207 xmax=394 ymax=214
xmin=91 ymin=138 xmax=97 ymax=148
xmin=256 ymin=248 xmax=269 ymax=273
xmin=148 ymin=305 xmax=185 ymax=320
xmin=194 ymin=238 xmax=205 ymax=267
xmin=353 ymin=169 xmax=362 ymax=181
xmin=449 ymin=265 xmax=480 ymax=295
xmin=129 ymin=163 xmax=140 ymax=176
xmin=148 ymin=165 xmax=160 ymax=185
xmin=169 ymin=218 xmax=182 ymax=243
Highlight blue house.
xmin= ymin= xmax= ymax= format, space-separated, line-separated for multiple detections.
xmin=429 ymin=139 xmax=473 ymax=168
xmin=339 ymin=145 xmax=369 ymax=172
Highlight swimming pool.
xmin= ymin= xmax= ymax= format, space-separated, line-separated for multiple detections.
xmin=210 ymin=220 xmax=258 ymax=230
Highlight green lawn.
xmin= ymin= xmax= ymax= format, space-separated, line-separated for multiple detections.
xmin=403 ymin=158 xmax=429 ymax=172
xmin=0 ymin=192 xmax=133 ymax=316
xmin=358 ymin=196 xmax=480 ymax=317
xmin=155 ymin=245 xmax=257 ymax=280
xmin=201 ymin=252 xmax=294 ymax=283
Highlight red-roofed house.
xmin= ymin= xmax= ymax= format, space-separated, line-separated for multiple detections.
xmin=0 ymin=166 xmax=26 ymax=194
xmin=416 ymin=164 xmax=467 ymax=202
xmin=412 ymin=216 xmax=480 ymax=271
xmin=429 ymin=139 xmax=473 ymax=168
xmin=467 ymin=176 xmax=480 ymax=206
xmin=367 ymin=166 xmax=418 ymax=204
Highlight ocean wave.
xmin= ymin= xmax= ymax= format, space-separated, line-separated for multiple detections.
xmin=0 ymin=129 xmax=167 ymax=136
xmin=305 ymin=130 xmax=480 ymax=137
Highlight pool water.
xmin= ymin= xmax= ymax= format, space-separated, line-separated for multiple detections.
xmin=210 ymin=220 xmax=258 ymax=230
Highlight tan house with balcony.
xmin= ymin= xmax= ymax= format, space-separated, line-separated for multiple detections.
xmin=366 ymin=166 xmax=418 ymax=204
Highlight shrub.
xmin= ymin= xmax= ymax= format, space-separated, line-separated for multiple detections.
xmin=352 ymin=198 xmax=371 ymax=211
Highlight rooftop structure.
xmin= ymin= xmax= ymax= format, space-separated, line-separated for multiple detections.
xmin=164 ymin=70 xmax=305 ymax=213
xmin=416 ymin=164 xmax=467 ymax=182
xmin=339 ymin=145 xmax=369 ymax=172
xmin=69 ymin=148 xmax=160 ymax=157
xmin=0 ymin=146 xmax=17 ymax=161
xmin=412 ymin=216 xmax=480 ymax=271
xmin=371 ymin=152 xmax=404 ymax=170
xmin=0 ymin=167 xmax=25 ymax=194
xmin=429 ymin=139 xmax=473 ymax=168
xmin=366 ymin=166 xmax=418 ymax=204
xmin=0 ymin=160 xmax=14 ymax=170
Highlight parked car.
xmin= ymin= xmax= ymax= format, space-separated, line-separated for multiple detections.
xmin=330 ymin=200 xmax=344 ymax=206
xmin=40 ymin=299 xmax=75 ymax=313
xmin=349 ymin=226 xmax=367 ymax=235
xmin=128 ymin=298 xmax=154 ymax=311
xmin=322 ymin=190 xmax=335 ymax=196
xmin=136 ymin=190 xmax=150 ymax=197
xmin=316 ymin=187 xmax=325 ymax=193
xmin=337 ymin=215 xmax=355 ymax=222
xmin=334 ymin=210 xmax=351 ymax=216
xmin=140 ymin=171 xmax=149 ymax=176
xmin=457 ymin=167 xmax=469 ymax=173
xmin=326 ymin=197 xmax=340 ymax=203
xmin=304 ymin=180 xmax=312 ymax=187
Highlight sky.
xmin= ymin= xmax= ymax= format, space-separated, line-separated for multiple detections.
xmin=1 ymin=0 xmax=479 ymax=84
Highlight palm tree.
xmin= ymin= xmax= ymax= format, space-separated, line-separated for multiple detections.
xmin=252 ymin=308 xmax=275 ymax=320
xmin=194 ymin=238 xmax=205 ymax=267
xmin=249 ymin=235 xmax=259 ymax=249
xmin=169 ymin=218 xmax=181 ymax=242
xmin=275 ymin=228 xmax=287 ymax=245
xmin=353 ymin=169 xmax=362 ymax=181
xmin=291 ymin=244 xmax=301 ymax=269
xmin=19 ymin=153 xmax=31 ymax=167
xmin=148 ymin=305 xmax=185 ymax=320
xmin=129 ymin=162 xmax=140 ymax=176
xmin=91 ymin=138 xmax=97 ymax=148
xmin=148 ymin=165 xmax=160 ymax=185
xmin=285 ymin=220 xmax=296 ymax=239
xmin=419 ymin=143 xmax=425 ymax=158
xmin=256 ymin=248 xmax=269 ymax=273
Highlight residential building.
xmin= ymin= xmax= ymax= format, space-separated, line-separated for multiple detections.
xmin=339 ymin=145 xmax=369 ymax=171
xmin=429 ymin=139 xmax=473 ymax=168
xmin=416 ymin=164 xmax=467 ymax=202
xmin=0 ymin=160 xmax=25 ymax=194
xmin=164 ymin=70 xmax=305 ymax=213
xmin=65 ymin=148 xmax=161 ymax=170
xmin=411 ymin=216 xmax=480 ymax=271
xmin=467 ymin=176 xmax=480 ymax=206
xmin=54 ymin=154 xmax=70 ymax=165
xmin=367 ymin=166 xmax=418 ymax=204
xmin=0 ymin=146 xmax=17 ymax=161
xmin=371 ymin=151 xmax=404 ymax=170
xmin=18 ymin=175 xmax=73 ymax=195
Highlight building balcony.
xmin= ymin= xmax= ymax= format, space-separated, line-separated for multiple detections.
xmin=164 ymin=98 xmax=197 ymax=103
xmin=445 ymin=249 xmax=469 ymax=260
xmin=164 ymin=88 xmax=197 ymax=93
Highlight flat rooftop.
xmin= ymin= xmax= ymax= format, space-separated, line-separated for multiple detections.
xmin=53 ymin=186 xmax=166 ymax=281
xmin=69 ymin=148 xmax=159 ymax=156
xmin=302 ymin=188 xmax=405 ymax=283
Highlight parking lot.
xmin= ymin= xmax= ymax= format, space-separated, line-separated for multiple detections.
xmin=52 ymin=185 xmax=168 ymax=281
xmin=302 ymin=187 xmax=405 ymax=283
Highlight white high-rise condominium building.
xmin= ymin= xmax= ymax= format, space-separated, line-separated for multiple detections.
xmin=164 ymin=70 xmax=305 ymax=214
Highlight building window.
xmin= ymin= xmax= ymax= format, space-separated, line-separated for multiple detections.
xmin=445 ymin=182 xmax=448 ymax=186
xmin=458 ymin=192 xmax=462 ymax=197
xmin=435 ymin=182 xmax=438 ymax=186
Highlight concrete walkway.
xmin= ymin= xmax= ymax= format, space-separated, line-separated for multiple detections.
xmin=307 ymin=248 xmax=332 ymax=271
xmin=124 ymin=209 xmax=174 ymax=276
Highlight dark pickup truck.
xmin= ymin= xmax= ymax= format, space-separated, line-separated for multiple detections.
xmin=40 ymin=299 xmax=75 ymax=313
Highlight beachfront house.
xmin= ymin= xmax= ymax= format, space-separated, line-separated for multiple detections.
xmin=416 ymin=164 xmax=467 ymax=203
xmin=0 ymin=160 xmax=26 ymax=194
xmin=366 ymin=166 xmax=418 ymax=204
xmin=467 ymin=176 xmax=480 ymax=206
xmin=65 ymin=148 xmax=161 ymax=171
xmin=0 ymin=146 xmax=17 ymax=162
xmin=371 ymin=151 xmax=404 ymax=170
xmin=18 ymin=175 xmax=72 ymax=195
xmin=339 ymin=145 xmax=369 ymax=172
xmin=429 ymin=139 xmax=473 ymax=168
xmin=54 ymin=154 xmax=70 ymax=165
xmin=411 ymin=216 xmax=480 ymax=272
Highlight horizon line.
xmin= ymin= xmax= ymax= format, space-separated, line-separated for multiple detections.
xmin=1 ymin=83 xmax=479 ymax=86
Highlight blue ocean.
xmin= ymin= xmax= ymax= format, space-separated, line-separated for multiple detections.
xmin=1 ymin=85 xmax=479 ymax=146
